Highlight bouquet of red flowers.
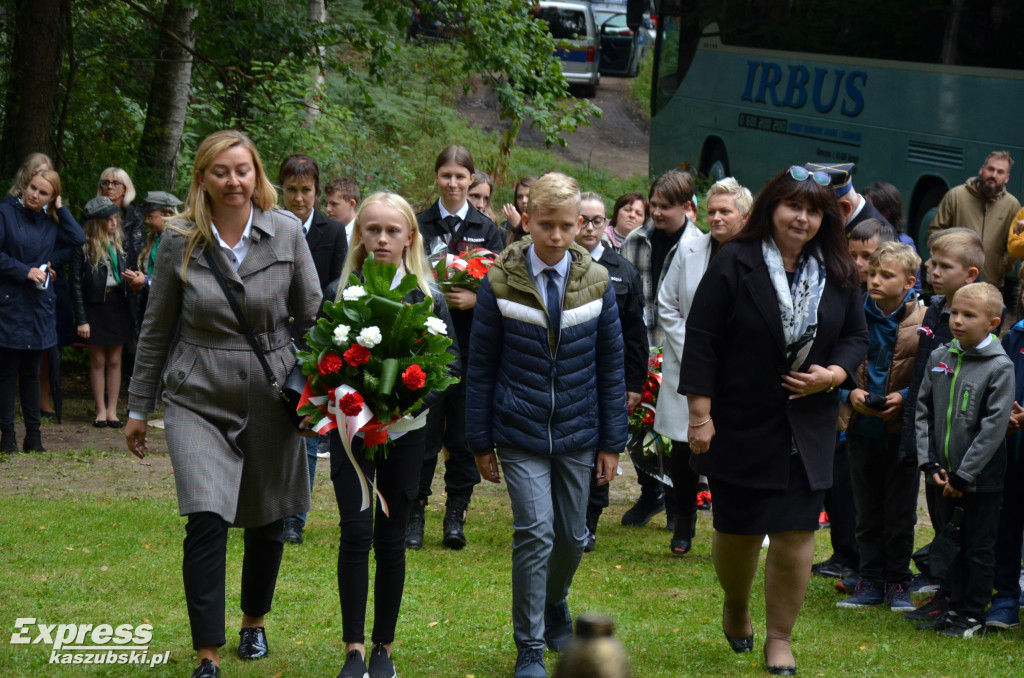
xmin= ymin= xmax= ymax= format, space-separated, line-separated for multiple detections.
xmin=432 ymin=247 xmax=496 ymax=294
xmin=626 ymin=350 xmax=673 ymax=484
xmin=296 ymin=254 xmax=459 ymax=511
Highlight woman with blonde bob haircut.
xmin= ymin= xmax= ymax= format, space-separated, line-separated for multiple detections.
xmin=327 ymin=190 xmax=460 ymax=678
xmin=125 ymin=129 xmax=321 ymax=678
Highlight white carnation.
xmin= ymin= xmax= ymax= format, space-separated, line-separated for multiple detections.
xmin=424 ymin=316 xmax=447 ymax=336
xmin=356 ymin=326 xmax=383 ymax=348
xmin=332 ymin=324 xmax=351 ymax=345
xmin=342 ymin=285 xmax=366 ymax=301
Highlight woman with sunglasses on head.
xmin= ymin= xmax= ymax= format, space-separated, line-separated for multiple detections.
xmin=1 ymin=163 xmax=84 ymax=453
xmin=679 ymin=166 xmax=866 ymax=676
xmin=97 ymin=168 xmax=144 ymax=271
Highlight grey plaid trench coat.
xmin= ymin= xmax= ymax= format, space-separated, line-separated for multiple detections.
xmin=127 ymin=207 xmax=322 ymax=527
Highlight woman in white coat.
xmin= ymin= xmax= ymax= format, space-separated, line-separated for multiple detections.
xmin=656 ymin=178 xmax=752 ymax=555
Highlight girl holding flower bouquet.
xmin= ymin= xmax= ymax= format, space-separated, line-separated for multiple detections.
xmin=329 ymin=192 xmax=460 ymax=678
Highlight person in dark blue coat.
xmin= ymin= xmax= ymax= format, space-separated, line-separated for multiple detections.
xmin=0 ymin=167 xmax=84 ymax=452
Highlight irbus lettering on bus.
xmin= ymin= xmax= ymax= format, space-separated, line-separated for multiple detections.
xmin=740 ymin=61 xmax=867 ymax=117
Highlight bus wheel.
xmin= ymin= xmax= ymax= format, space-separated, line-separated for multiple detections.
xmin=702 ymin=143 xmax=729 ymax=181
xmin=911 ymin=184 xmax=947 ymax=259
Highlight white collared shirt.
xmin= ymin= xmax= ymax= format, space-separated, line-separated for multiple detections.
xmin=210 ymin=207 xmax=254 ymax=272
xmin=345 ymin=219 xmax=355 ymax=242
xmin=438 ymin=200 xmax=470 ymax=233
xmin=301 ymin=211 xmax=314 ymax=236
xmin=529 ymin=245 xmax=570 ymax=309
xmin=590 ymin=241 xmax=606 ymax=262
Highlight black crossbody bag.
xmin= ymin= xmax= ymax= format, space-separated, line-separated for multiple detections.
xmin=202 ymin=247 xmax=307 ymax=431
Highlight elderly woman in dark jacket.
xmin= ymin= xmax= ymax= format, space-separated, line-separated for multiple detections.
xmin=680 ymin=166 xmax=867 ymax=675
xmin=0 ymin=166 xmax=84 ymax=452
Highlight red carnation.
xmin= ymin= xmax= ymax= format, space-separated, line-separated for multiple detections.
xmin=642 ymin=409 xmax=655 ymax=426
xmin=318 ymin=352 xmax=343 ymax=375
xmin=401 ymin=364 xmax=427 ymax=390
xmin=642 ymin=390 xmax=654 ymax=403
xmin=339 ymin=391 xmax=364 ymax=416
xmin=344 ymin=344 xmax=371 ymax=367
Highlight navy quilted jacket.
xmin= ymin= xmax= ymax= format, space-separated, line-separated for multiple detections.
xmin=466 ymin=240 xmax=628 ymax=455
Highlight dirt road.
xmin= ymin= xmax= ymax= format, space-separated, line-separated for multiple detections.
xmin=456 ymin=75 xmax=650 ymax=179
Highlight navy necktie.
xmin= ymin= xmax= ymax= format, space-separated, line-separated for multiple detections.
xmin=545 ymin=268 xmax=561 ymax=333
xmin=443 ymin=215 xmax=461 ymax=253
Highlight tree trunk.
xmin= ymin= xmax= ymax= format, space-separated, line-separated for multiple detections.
xmin=305 ymin=0 xmax=326 ymax=123
xmin=1 ymin=0 xmax=64 ymax=177
xmin=137 ymin=0 xmax=198 ymax=190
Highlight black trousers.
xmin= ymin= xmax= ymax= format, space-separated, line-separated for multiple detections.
xmin=823 ymin=437 xmax=859 ymax=568
xmin=670 ymin=440 xmax=699 ymax=519
xmin=0 ymin=348 xmax=42 ymax=435
xmin=332 ymin=426 xmax=424 ymax=645
xmin=847 ymin=434 xmax=919 ymax=585
xmin=993 ymin=445 xmax=1024 ymax=600
xmin=418 ymin=378 xmax=479 ymax=503
xmin=935 ymin=491 xmax=1002 ymax=620
xmin=181 ymin=512 xmax=284 ymax=650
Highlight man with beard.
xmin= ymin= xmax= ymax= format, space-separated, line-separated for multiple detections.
xmin=928 ymin=151 xmax=1020 ymax=288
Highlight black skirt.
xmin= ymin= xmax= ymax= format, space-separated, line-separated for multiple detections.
xmin=708 ymin=452 xmax=824 ymax=535
xmin=84 ymin=290 xmax=134 ymax=346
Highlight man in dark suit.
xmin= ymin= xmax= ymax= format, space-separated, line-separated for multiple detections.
xmin=278 ymin=154 xmax=349 ymax=544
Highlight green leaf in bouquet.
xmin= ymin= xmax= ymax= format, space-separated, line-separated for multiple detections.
xmin=362 ymin=371 xmax=380 ymax=395
xmin=379 ymin=358 xmax=399 ymax=397
xmin=361 ymin=253 xmax=399 ymax=297
xmin=297 ymin=403 xmax=321 ymax=418
xmin=309 ymin=323 xmax=332 ymax=348
xmin=342 ymin=305 xmax=362 ymax=323
xmin=322 ymin=299 xmax=345 ymax=321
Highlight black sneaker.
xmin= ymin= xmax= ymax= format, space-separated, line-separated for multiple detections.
xmin=514 ymin=648 xmax=546 ymax=678
xmin=940 ymin=612 xmax=985 ymax=638
xmin=811 ymin=557 xmax=857 ymax=579
xmin=544 ymin=599 xmax=573 ymax=652
xmin=367 ymin=644 xmax=396 ymax=678
xmin=620 ymin=491 xmax=665 ymax=526
xmin=903 ymin=595 xmax=948 ymax=622
xmin=282 ymin=518 xmax=303 ymax=545
xmin=405 ymin=500 xmax=425 ymax=550
xmin=337 ymin=649 xmax=368 ymax=678
xmin=916 ymin=610 xmax=956 ymax=631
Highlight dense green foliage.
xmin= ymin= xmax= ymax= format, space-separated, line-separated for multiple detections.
xmin=0 ymin=0 xmax=611 ymax=212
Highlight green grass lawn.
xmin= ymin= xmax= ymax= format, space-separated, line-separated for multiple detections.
xmin=2 ymin=446 xmax=1023 ymax=677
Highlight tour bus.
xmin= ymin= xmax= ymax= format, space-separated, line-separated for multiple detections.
xmin=645 ymin=0 xmax=1024 ymax=254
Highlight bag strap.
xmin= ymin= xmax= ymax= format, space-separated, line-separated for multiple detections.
xmin=202 ymin=246 xmax=287 ymax=401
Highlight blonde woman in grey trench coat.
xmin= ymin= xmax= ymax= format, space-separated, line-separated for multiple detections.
xmin=125 ymin=130 xmax=322 ymax=678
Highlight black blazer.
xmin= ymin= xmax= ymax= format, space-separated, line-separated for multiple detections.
xmin=679 ymin=239 xmax=867 ymax=491
xmin=846 ymin=198 xmax=894 ymax=236
xmin=69 ymin=246 xmax=129 ymax=326
xmin=306 ymin=208 xmax=348 ymax=294
xmin=416 ymin=201 xmax=506 ymax=365
xmin=594 ymin=247 xmax=648 ymax=394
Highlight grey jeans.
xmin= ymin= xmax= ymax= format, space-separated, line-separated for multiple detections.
xmin=498 ymin=446 xmax=595 ymax=651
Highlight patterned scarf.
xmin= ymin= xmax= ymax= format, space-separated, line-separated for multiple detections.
xmin=762 ymin=238 xmax=826 ymax=370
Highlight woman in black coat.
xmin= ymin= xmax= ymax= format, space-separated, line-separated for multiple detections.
xmin=0 ymin=167 xmax=84 ymax=452
xmin=680 ymin=167 xmax=867 ymax=675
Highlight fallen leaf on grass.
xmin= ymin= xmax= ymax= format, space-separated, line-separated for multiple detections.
xmin=101 ymin=565 xmax=108 ymax=571
xmin=39 ymin=525 xmax=46 ymax=530
xmin=428 ymin=621 xmax=439 ymax=627
xmin=82 ymin=547 xmax=90 ymax=553
xmin=65 ymin=547 xmax=74 ymax=551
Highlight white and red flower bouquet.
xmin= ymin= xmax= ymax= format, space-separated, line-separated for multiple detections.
xmin=626 ymin=349 xmax=674 ymax=484
xmin=431 ymin=247 xmax=496 ymax=294
xmin=296 ymin=254 xmax=459 ymax=510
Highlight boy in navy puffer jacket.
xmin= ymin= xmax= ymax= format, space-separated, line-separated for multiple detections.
xmin=466 ymin=172 xmax=627 ymax=678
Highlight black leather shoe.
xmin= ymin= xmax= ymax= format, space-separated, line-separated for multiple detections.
xmin=22 ymin=432 xmax=45 ymax=453
xmin=811 ymin=557 xmax=856 ymax=579
xmin=724 ymin=631 xmax=754 ymax=653
xmin=764 ymin=646 xmax=796 ymax=675
xmin=670 ymin=513 xmax=698 ymax=556
xmin=191 ymin=658 xmax=219 ymax=677
xmin=620 ymin=491 xmax=665 ymax=526
xmin=238 ymin=626 xmax=268 ymax=660
xmin=282 ymin=518 xmax=303 ymax=545
xmin=405 ymin=500 xmax=425 ymax=550
xmin=442 ymin=498 xmax=468 ymax=549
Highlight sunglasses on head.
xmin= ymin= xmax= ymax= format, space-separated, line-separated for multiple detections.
xmin=787 ymin=166 xmax=832 ymax=187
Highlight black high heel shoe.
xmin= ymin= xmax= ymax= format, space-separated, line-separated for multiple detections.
xmin=723 ymin=630 xmax=753 ymax=653
xmin=764 ymin=645 xmax=797 ymax=676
